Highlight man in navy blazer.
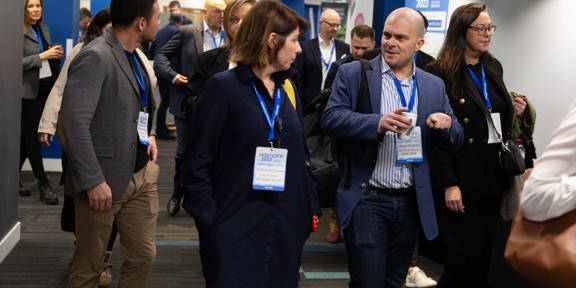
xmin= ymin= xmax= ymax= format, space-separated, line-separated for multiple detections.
xmin=295 ymin=8 xmax=349 ymax=108
xmin=321 ymin=8 xmax=463 ymax=288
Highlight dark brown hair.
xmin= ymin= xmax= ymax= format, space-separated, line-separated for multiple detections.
xmin=230 ymin=0 xmax=308 ymax=68
xmin=24 ymin=0 xmax=43 ymax=34
xmin=350 ymin=24 xmax=375 ymax=40
xmin=436 ymin=3 xmax=494 ymax=98
xmin=83 ymin=8 xmax=111 ymax=44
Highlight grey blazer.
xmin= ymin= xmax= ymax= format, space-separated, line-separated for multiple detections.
xmin=22 ymin=21 xmax=53 ymax=99
xmin=61 ymin=31 xmax=157 ymax=198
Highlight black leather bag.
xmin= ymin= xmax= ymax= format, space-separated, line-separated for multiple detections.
xmin=486 ymin=113 xmax=526 ymax=176
xmin=499 ymin=139 xmax=526 ymax=175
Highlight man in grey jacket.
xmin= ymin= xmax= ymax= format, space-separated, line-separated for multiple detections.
xmin=60 ymin=0 xmax=161 ymax=286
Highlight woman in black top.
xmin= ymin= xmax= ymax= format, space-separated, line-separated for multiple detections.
xmin=21 ymin=0 xmax=63 ymax=204
xmin=425 ymin=3 xmax=530 ymax=287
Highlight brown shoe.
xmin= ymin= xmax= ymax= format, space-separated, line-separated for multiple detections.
xmin=98 ymin=251 xmax=112 ymax=287
xmin=325 ymin=230 xmax=342 ymax=243
xmin=98 ymin=267 xmax=112 ymax=287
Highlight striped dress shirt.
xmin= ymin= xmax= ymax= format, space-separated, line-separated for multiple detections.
xmin=369 ymin=57 xmax=418 ymax=189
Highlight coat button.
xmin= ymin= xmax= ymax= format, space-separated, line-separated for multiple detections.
xmin=360 ymin=182 xmax=367 ymax=189
xmin=468 ymin=138 xmax=474 ymax=144
xmin=463 ymin=117 xmax=470 ymax=124
xmin=131 ymin=143 xmax=136 ymax=148
xmin=133 ymin=117 xmax=138 ymax=123
xmin=459 ymin=98 xmax=466 ymax=104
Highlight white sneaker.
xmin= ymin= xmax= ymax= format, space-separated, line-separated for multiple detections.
xmin=405 ymin=266 xmax=437 ymax=288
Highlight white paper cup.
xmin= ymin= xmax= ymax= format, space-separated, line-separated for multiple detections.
xmin=397 ymin=112 xmax=417 ymax=140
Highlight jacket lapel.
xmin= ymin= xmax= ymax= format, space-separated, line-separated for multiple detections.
xmin=311 ymin=38 xmax=322 ymax=70
xmin=368 ymin=56 xmax=382 ymax=113
xmin=104 ymin=31 xmax=141 ymax=98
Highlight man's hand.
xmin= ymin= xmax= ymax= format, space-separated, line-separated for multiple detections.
xmin=148 ymin=135 xmax=158 ymax=162
xmin=445 ymin=186 xmax=464 ymax=213
xmin=87 ymin=182 xmax=113 ymax=211
xmin=427 ymin=113 xmax=452 ymax=130
xmin=378 ymin=108 xmax=411 ymax=133
xmin=174 ymin=74 xmax=188 ymax=86
xmin=38 ymin=132 xmax=54 ymax=147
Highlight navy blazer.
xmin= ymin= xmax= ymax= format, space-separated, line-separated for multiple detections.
xmin=295 ymin=37 xmax=349 ymax=108
xmin=153 ymin=24 xmax=203 ymax=118
xmin=321 ymin=56 xmax=463 ymax=240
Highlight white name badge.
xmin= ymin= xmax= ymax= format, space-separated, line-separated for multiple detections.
xmin=487 ymin=112 xmax=502 ymax=144
xmin=396 ymin=126 xmax=423 ymax=163
xmin=137 ymin=111 xmax=150 ymax=146
xmin=39 ymin=60 xmax=52 ymax=79
xmin=253 ymin=147 xmax=288 ymax=192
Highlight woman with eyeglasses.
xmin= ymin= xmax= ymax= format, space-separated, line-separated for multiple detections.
xmin=425 ymin=3 xmax=530 ymax=288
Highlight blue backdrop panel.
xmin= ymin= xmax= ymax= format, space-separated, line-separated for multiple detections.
xmin=40 ymin=0 xmax=79 ymax=159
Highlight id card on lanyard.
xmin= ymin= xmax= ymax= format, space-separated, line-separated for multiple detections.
xmin=32 ymin=26 xmax=52 ymax=79
xmin=467 ymin=65 xmax=502 ymax=143
xmin=250 ymin=81 xmax=288 ymax=192
xmin=126 ymin=51 xmax=150 ymax=146
xmin=393 ymin=74 xmax=423 ymax=163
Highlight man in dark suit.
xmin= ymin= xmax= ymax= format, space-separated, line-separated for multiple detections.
xmin=168 ymin=0 xmax=192 ymax=25
xmin=61 ymin=0 xmax=161 ymax=286
xmin=320 ymin=24 xmax=375 ymax=244
xmin=154 ymin=19 xmax=203 ymax=216
xmin=295 ymin=8 xmax=349 ymax=108
xmin=153 ymin=13 xmax=183 ymax=139
xmin=324 ymin=24 xmax=375 ymax=90
xmin=321 ymin=8 xmax=463 ymax=287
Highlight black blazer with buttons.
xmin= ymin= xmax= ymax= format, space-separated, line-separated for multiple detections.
xmin=426 ymin=56 xmax=514 ymax=198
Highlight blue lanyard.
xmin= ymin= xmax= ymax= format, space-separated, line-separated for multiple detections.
xmin=211 ymin=30 xmax=224 ymax=48
xmin=250 ymin=80 xmax=282 ymax=145
xmin=31 ymin=25 xmax=44 ymax=52
xmin=393 ymin=74 xmax=418 ymax=112
xmin=125 ymin=52 xmax=147 ymax=110
xmin=320 ymin=42 xmax=335 ymax=70
xmin=467 ymin=64 xmax=491 ymax=111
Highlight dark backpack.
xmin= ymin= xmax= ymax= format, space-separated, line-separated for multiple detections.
xmin=303 ymin=60 xmax=371 ymax=204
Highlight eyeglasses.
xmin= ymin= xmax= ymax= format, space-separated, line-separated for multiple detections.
xmin=321 ymin=20 xmax=341 ymax=29
xmin=468 ymin=24 xmax=497 ymax=34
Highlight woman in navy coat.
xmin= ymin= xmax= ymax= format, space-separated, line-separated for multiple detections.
xmin=181 ymin=1 xmax=319 ymax=287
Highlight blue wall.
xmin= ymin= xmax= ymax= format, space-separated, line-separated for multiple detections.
xmin=373 ymin=0 xmax=405 ymax=44
xmin=40 ymin=0 xmax=80 ymax=159
xmin=91 ymin=0 xmax=111 ymax=18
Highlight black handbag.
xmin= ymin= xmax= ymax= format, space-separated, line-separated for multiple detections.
xmin=499 ymin=139 xmax=526 ymax=175
xmin=486 ymin=113 xmax=526 ymax=175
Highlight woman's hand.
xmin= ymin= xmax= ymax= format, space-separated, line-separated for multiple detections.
xmin=39 ymin=45 xmax=64 ymax=61
xmin=38 ymin=132 xmax=53 ymax=147
xmin=445 ymin=186 xmax=465 ymax=213
xmin=513 ymin=93 xmax=527 ymax=117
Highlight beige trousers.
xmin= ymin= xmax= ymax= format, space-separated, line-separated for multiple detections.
xmin=69 ymin=161 xmax=160 ymax=288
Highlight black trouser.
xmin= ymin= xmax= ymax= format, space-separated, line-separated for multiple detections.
xmin=437 ymin=194 xmax=501 ymax=288
xmin=20 ymin=89 xmax=49 ymax=182
xmin=155 ymin=78 xmax=170 ymax=134
xmin=172 ymin=116 xmax=189 ymax=201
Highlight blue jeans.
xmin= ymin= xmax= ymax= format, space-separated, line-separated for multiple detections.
xmin=344 ymin=190 xmax=418 ymax=288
